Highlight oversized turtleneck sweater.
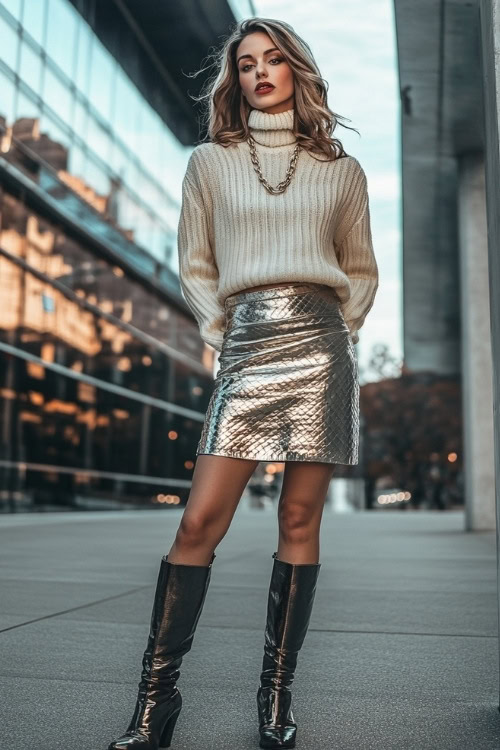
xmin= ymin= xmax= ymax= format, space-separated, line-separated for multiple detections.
xmin=177 ymin=107 xmax=378 ymax=350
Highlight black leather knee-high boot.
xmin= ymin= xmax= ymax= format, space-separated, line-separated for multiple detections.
xmin=107 ymin=552 xmax=216 ymax=750
xmin=257 ymin=551 xmax=321 ymax=749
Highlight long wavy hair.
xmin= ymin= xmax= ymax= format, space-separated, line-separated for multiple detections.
xmin=188 ymin=17 xmax=360 ymax=162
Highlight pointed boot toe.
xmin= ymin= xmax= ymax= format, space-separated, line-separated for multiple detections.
xmin=257 ymin=685 xmax=297 ymax=748
xmin=107 ymin=691 xmax=181 ymax=748
xmin=259 ymin=726 xmax=297 ymax=749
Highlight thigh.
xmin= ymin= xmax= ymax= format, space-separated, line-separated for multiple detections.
xmin=182 ymin=454 xmax=260 ymax=531
xmin=278 ymin=461 xmax=336 ymax=521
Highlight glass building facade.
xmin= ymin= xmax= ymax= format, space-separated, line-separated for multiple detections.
xmin=0 ymin=0 xmax=187 ymax=263
xmin=0 ymin=0 xmax=229 ymax=511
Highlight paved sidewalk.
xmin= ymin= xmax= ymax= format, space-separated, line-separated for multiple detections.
xmin=0 ymin=507 xmax=498 ymax=750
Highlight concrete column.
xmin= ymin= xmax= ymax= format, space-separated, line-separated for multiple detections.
xmin=479 ymin=0 xmax=500 ymax=709
xmin=457 ymin=154 xmax=495 ymax=531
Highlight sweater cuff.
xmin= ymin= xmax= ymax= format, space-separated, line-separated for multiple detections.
xmin=202 ymin=332 xmax=224 ymax=352
xmin=343 ymin=320 xmax=359 ymax=345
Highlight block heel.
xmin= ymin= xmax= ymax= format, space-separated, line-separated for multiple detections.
xmin=159 ymin=706 xmax=181 ymax=748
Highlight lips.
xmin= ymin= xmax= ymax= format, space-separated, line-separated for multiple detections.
xmin=255 ymin=84 xmax=275 ymax=92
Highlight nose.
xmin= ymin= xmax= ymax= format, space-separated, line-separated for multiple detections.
xmin=255 ymin=61 xmax=268 ymax=77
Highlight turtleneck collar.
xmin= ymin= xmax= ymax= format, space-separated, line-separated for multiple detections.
xmin=247 ymin=107 xmax=297 ymax=147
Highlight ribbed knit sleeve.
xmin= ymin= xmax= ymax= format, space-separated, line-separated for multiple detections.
xmin=334 ymin=160 xmax=379 ymax=345
xmin=177 ymin=149 xmax=226 ymax=351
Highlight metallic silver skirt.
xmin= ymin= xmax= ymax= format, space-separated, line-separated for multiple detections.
xmin=196 ymin=282 xmax=360 ymax=464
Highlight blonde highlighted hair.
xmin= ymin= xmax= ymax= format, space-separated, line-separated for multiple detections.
xmin=188 ymin=17 xmax=359 ymax=161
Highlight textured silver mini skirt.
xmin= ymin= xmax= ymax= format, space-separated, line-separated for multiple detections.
xmin=196 ymin=281 xmax=360 ymax=464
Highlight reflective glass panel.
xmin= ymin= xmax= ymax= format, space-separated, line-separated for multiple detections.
xmin=87 ymin=114 xmax=111 ymax=164
xmin=21 ymin=0 xmax=46 ymax=46
xmin=43 ymin=65 xmax=73 ymax=123
xmin=88 ymin=37 xmax=115 ymax=122
xmin=19 ymin=39 xmax=43 ymax=94
xmin=1 ymin=0 xmax=21 ymax=21
xmin=15 ymin=89 xmax=41 ymax=122
xmin=45 ymin=0 xmax=77 ymax=78
xmin=0 ymin=13 xmax=19 ymax=70
xmin=0 ymin=68 xmax=16 ymax=125
xmin=74 ymin=19 xmax=91 ymax=97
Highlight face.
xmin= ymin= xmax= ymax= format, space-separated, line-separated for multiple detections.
xmin=236 ymin=31 xmax=294 ymax=114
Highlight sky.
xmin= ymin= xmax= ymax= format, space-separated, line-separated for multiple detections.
xmin=250 ymin=0 xmax=402 ymax=382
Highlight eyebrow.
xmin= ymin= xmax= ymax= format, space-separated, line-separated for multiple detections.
xmin=237 ymin=47 xmax=280 ymax=65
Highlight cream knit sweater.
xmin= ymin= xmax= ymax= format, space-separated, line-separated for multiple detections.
xmin=177 ymin=107 xmax=378 ymax=350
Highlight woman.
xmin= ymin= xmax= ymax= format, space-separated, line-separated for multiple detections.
xmin=107 ymin=16 xmax=378 ymax=750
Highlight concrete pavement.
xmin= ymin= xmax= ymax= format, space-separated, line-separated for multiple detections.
xmin=0 ymin=506 xmax=498 ymax=750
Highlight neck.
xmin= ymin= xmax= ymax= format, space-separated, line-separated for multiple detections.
xmin=247 ymin=107 xmax=297 ymax=147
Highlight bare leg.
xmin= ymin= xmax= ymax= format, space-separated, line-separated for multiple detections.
xmin=276 ymin=461 xmax=336 ymax=564
xmin=167 ymin=454 xmax=260 ymax=565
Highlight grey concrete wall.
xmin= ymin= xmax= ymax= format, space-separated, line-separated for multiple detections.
xmin=479 ymin=0 xmax=500 ymax=706
xmin=394 ymin=0 xmax=483 ymax=375
xmin=457 ymin=153 xmax=495 ymax=531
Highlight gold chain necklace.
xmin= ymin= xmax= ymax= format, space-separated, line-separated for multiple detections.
xmin=247 ymin=135 xmax=301 ymax=195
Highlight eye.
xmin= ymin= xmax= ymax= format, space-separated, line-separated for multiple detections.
xmin=240 ymin=57 xmax=283 ymax=72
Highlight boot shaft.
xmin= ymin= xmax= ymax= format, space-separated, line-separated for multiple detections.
xmin=111 ymin=552 xmax=216 ymax=749
xmin=260 ymin=551 xmax=321 ymax=690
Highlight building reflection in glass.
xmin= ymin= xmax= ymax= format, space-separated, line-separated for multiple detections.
xmin=0 ymin=0 xmax=222 ymax=511
xmin=0 ymin=193 xmax=216 ymax=511
xmin=0 ymin=0 xmax=185 ymax=267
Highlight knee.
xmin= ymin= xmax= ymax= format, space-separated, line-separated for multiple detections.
xmin=278 ymin=500 xmax=315 ymax=544
xmin=175 ymin=513 xmax=216 ymax=549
